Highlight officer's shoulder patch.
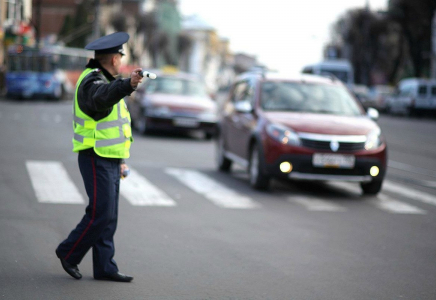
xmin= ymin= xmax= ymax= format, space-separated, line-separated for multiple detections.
xmin=92 ymin=68 xmax=101 ymax=73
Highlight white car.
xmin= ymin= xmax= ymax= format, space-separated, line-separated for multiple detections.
xmin=385 ymin=78 xmax=436 ymax=116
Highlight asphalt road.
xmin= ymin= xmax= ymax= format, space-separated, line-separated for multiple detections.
xmin=0 ymin=99 xmax=435 ymax=300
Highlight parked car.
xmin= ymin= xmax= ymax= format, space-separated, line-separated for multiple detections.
xmin=216 ymin=71 xmax=387 ymax=195
xmin=351 ymin=84 xmax=373 ymax=110
xmin=384 ymin=78 xmax=436 ymax=116
xmin=302 ymin=59 xmax=354 ymax=87
xmin=129 ymin=69 xmax=217 ymax=139
xmin=368 ymin=85 xmax=394 ymax=112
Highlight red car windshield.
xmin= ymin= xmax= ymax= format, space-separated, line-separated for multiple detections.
xmin=260 ymin=81 xmax=362 ymax=116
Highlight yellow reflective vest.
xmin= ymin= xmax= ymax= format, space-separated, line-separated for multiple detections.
xmin=72 ymin=68 xmax=133 ymax=159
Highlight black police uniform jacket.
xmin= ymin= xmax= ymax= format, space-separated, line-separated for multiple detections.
xmin=77 ymin=59 xmax=135 ymax=122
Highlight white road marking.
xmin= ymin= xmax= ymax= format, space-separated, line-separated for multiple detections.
xmin=328 ymin=181 xmax=428 ymax=214
xmin=327 ymin=181 xmax=362 ymax=195
xmin=370 ymin=194 xmax=426 ymax=214
xmin=165 ymin=168 xmax=259 ymax=209
xmin=120 ymin=168 xmax=176 ymax=206
xmin=24 ymin=160 xmax=435 ymax=216
xmin=383 ymin=180 xmax=436 ymax=207
xmin=26 ymin=160 xmax=84 ymax=204
xmin=289 ymin=195 xmax=347 ymax=212
xmin=54 ymin=114 xmax=62 ymax=123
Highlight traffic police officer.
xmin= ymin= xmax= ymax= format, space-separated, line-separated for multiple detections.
xmin=55 ymin=32 xmax=143 ymax=282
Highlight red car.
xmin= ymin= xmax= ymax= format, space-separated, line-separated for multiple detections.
xmin=129 ymin=70 xmax=217 ymax=139
xmin=216 ymin=71 xmax=387 ymax=194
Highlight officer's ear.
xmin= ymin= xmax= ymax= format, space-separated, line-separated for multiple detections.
xmin=111 ymin=54 xmax=117 ymax=66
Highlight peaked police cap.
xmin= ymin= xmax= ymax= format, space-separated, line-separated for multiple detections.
xmin=85 ymin=32 xmax=129 ymax=56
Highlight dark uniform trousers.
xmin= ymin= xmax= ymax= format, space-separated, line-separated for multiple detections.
xmin=56 ymin=151 xmax=121 ymax=278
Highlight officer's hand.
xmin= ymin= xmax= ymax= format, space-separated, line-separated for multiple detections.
xmin=130 ymin=68 xmax=143 ymax=89
xmin=120 ymin=163 xmax=130 ymax=179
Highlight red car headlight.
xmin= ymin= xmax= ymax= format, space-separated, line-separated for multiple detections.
xmin=365 ymin=128 xmax=382 ymax=150
xmin=266 ymin=123 xmax=301 ymax=146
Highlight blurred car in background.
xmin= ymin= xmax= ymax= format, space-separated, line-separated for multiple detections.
xmin=368 ymin=85 xmax=394 ymax=112
xmin=302 ymin=59 xmax=354 ymax=87
xmin=350 ymin=84 xmax=373 ymax=110
xmin=129 ymin=69 xmax=217 ymax=139
xmin=216 ymin=70 xmax=387 ymax=195
xmin=384 ymin=78 xmax=436 ymax=116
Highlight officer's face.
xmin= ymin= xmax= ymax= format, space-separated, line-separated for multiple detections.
xmin=113 ymin=53 xmax=123 ymax=75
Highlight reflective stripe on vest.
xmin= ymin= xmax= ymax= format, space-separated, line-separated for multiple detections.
xmin=73 ymin=102 xmax=129 ymax=147
xmin=72 ymin=68 xmax=132 ymax=158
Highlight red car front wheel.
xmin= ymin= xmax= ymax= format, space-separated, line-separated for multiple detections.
xmin=249 ymin=144 xmax=270 ymax=190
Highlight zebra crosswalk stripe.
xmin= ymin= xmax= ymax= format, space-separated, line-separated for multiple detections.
xmin=24 ymin=160 xmax=433 ymax=215
xmin=165 ymin=168 xmax=259 ymax=209
xmin=289 ymin=195 xmax=347 ymax=212
xmin=382 ymin=180 xmax=436 ymax=207
xmin=326 ymin=181 xmax=362 ymax=195
xmin=370 ymin=194 xmax=426 ymax=214
xmin=120 ymin=168 xmax=176 ymax=206
xmin=26 ymin=160 xmax=84 ymax=204
xmin=327 ymin=181 xmax=427 ymax=214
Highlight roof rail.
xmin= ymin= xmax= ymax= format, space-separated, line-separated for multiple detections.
xmin=246 ymin=66 xmax=278 ymax=78
xmin=320 ymin=73 xmax=338 ymax=82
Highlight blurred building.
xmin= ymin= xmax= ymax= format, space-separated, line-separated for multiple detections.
xmin=116 ymin=0 xmax=145 ymax=16
xmin=0 ymin=0 xmax=33 ymax=64
xmin=181 ymin=15 xmax=216 ymax=91
xmin=0 ymin=0 xmax=34 ymax=94
xmin=30 ymin=0 xmax=146 ymax=45
xmin=215 ymin=37 xmax=235 ymax=90
xmin=31 ymin=0 xmax=77 ymax=44
xmin=99 ymin=0 xmax=147 ymax=65
xmin=0 ymin=0 xmax=260 ymax=93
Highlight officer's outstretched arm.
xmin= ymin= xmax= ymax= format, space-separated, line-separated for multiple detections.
xmin=81 ymin=73 xmax=136 ymax=112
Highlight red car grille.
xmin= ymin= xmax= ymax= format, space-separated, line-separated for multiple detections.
xmin=300 ymin=139 xmax=366 ymax=152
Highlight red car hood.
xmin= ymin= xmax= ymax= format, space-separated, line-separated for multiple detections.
xmin=264 ymin=112 xmax=378 ymax=135
xmin=148 ymin=93 xmax=215 ymax=112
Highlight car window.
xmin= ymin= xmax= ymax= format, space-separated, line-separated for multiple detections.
xmin=418 ymin=85 xmax=427 ymax=96
xmin=231 ymin=82 xmax=243 ymax=102
xmin=185 ymin=80 xmax=208 ymax=96
xmin=232 ymin=81 xmax=253 ymax=103
xmin=399 ymin=85 xmax=411 ymax=96
xmin=431 ymin=86 xmax=436 ymax=96
xmin=145 ymin=77 xmax=207 ymax=97
xmin=260 ymin=81 xmax=361 ymax=116
xmin=302 ymin=66 xmax=313 ymax=74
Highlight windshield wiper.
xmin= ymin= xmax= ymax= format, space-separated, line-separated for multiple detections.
xmin=310 ymin=109 xmax=334 ymax=114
